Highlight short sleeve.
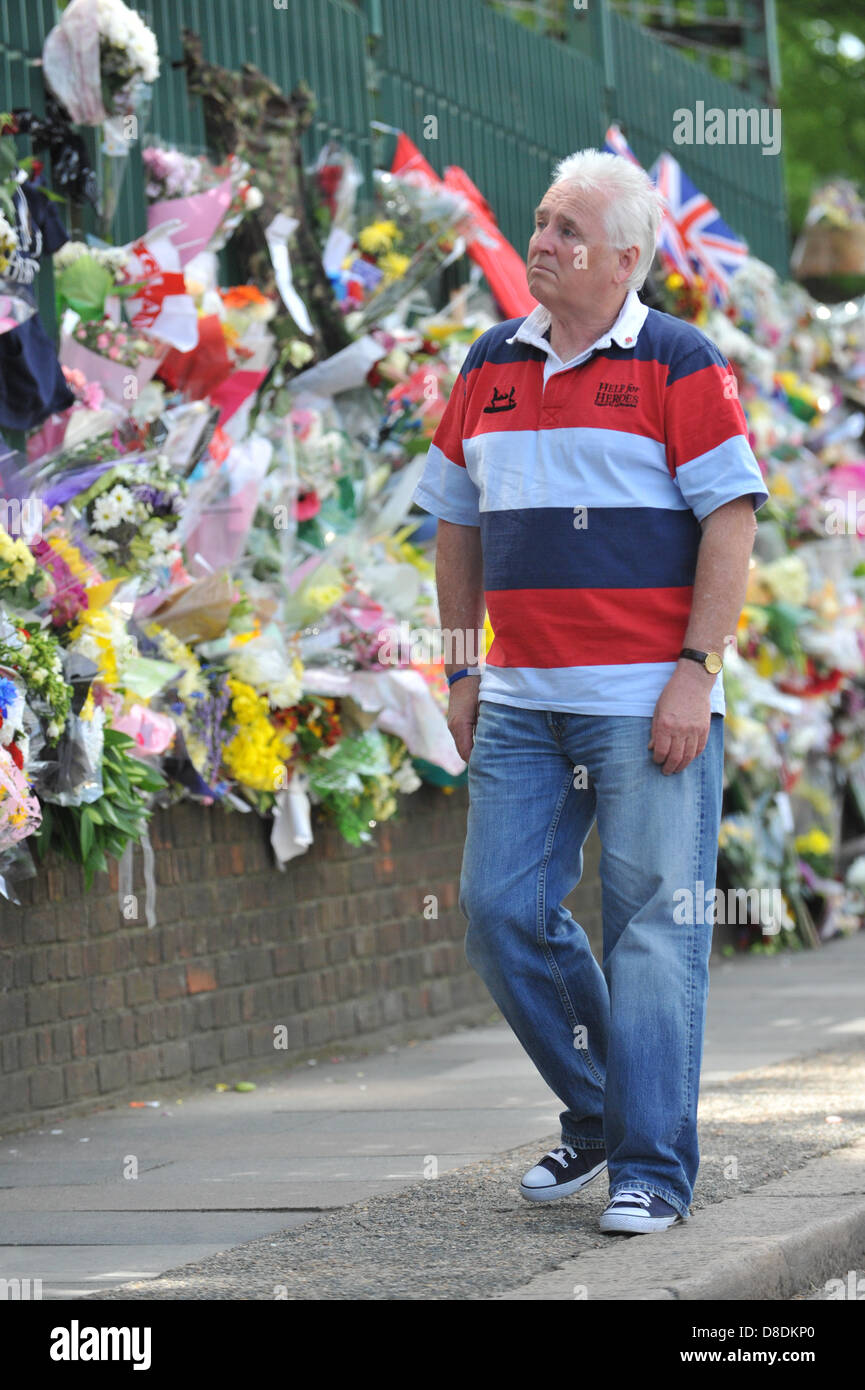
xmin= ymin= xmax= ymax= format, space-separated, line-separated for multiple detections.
xmin=411 ymin=367 xmax=481 ymax=526
xmin=664 ymin=335 xmax=768 ymax=523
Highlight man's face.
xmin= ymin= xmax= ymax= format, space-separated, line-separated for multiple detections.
xmin=527 ymin=183 xmax=629 ymax=313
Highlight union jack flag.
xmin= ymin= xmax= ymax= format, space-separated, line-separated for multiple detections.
xmin=650 ymin=152 xmax=748 ymax=306
xmin=602 ymin=123 xmax=642 ymax=167
xmin=602 ymin=127 xmax=695 ymax=284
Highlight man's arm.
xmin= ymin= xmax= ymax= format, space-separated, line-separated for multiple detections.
xmin=649 ymin=496 xmax=757 ymax=775
xmin=436 ymin=519 xmax=485 ymax=764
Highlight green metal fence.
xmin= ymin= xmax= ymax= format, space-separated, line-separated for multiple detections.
xmin=604 ymin=8 xmax=787 ymax=275
xmin=0 ymin=0 xmax=789 ymax=336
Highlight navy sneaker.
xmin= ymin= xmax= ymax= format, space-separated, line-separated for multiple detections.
xmin=519 ymin=1144 xmax=607 ymax=1203
xmin=600 ymin=1188 xmax=685 ymax=1233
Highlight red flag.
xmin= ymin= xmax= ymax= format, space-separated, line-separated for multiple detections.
xmin=389 ymin=133 xmax=536 ymax=319
xmin=390 ymin=131 xmax=440 ymax=186
xmin=443 ymin=165 xmax=536 ymax=318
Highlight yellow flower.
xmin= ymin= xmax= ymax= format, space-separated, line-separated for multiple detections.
xmin=666 ymin=272 xmax=685 ymax=290
xmin=358 ymin=220 xmax=399 ymax=254
xmin=223 ymin=675 xmax=295 ymax=791
xmin=378 ymin=250 xmax=411 ymax=281
xmin=794 ymin=828 xmax=832 ymax=857
xmin=48 ymin=533 xmax=92 ymax=583
xmin=305 ymin=584 xmax=343 ymax=613
xmin=768 ymin=472 xmax=794 ymax=500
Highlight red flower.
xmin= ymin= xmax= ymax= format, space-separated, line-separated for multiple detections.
xmin=8 ymin=742 xmax=23 ymax=771
xmin=294 ymin=490 xmax=321 ymax=522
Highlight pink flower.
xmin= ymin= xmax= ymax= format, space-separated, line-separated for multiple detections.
xmin=62 ymin=366 xmax=86 ymax=391
xmin=107 ymin=346 xmax=121 ymax=360
xmin=82 ymin=383 xmax=104 ymax=409
xmin=291 ymin=408 xmax=315 ymax=442
xmin=115 ymin=333 xmax=127 ymax=345
xmin=96 ymin=334 xmax=110 ymax=350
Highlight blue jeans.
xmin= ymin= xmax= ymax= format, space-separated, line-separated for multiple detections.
xmin=459 ymin=700 xmax=724 ymax=1220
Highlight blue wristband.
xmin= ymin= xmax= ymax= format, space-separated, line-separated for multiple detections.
xmin=447 ymin=667 xmax=482 ymax=687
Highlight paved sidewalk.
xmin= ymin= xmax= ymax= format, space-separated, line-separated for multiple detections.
xmin=1 ymin=932 xmax=864 ymax=1299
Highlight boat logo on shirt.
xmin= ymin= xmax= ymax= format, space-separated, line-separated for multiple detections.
xmin=594 ymin=381 xmax=639 ymax=408
xmin=483 ymin=385 xmax=517 ymax=413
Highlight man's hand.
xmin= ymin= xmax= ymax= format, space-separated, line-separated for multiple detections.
xmin=649 ymin=665 xmax=713 ymax=774
xmin=447 ymin=676 xmax=481 ymax=764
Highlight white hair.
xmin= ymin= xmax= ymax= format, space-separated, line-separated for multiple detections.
xmin=549 ymin=148 xmax=663 ymax=291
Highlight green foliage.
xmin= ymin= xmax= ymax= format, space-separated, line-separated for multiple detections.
xmin=777 ymin=4 xmax=865 ymax=234
xmin=35 ymin=728 xmax=166 ymax=891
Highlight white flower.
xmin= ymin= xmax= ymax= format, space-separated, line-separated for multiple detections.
xmin=96 ymin=0 xmax=160 ymax=83
xmin=108 ymin=485 xmax=138 ymax=523
xmin=148 ymin=525 xmax=173 ymax=552
xmin=53 ymin=240 xmax=89 ymax=270
xmin=244 ymin=185 xmax=263 ymax=211
xmin=392 ymin=760 xmax=422 ymax=795
xmin=846 ymin=856 xmax=865 ymax=890
xmin=287 ymin=339 xmax=314 ymax=369
xmin=92 ymin=494 xmax=121 ymax=532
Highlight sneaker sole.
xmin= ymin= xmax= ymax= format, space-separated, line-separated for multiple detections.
xmin=599 ymin=1211 xmax=683 ymax=1233
xmin=519 ymin=1158 xmax=607 ymax=1203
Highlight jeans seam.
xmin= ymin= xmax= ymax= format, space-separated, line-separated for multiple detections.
xmin=672 ymin=736 xmax=708 ymax=1148
xmin=536 ymin=768 xmax=606 ymax=1088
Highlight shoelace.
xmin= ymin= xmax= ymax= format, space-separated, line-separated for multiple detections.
xmin=610 ymin=1188 xmax=653 ymax=1207
xmin=544 ymin=1144 xmax=578 ymax=1169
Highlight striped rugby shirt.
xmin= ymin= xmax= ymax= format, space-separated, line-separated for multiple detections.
xmin=412 ymin=288 xmax=768 ymax=717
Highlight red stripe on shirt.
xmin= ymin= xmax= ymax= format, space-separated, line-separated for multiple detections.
xmin=664 ymin=359 xmax=749 ymax=474
xmin=463 ymin=355 xmax=668 ymax=441
xmin=485 ymin=586 xmax=694 ymax=667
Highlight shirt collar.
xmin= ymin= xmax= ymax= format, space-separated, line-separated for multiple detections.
xmin=506 ymin=288 xmax=648 ymax=359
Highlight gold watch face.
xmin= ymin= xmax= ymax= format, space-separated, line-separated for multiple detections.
xmin=704 ymin=652 xmax=723 ymax=675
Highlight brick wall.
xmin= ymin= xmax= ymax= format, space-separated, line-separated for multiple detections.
xmin=0 ymin=785 xmax=608 ymax=1134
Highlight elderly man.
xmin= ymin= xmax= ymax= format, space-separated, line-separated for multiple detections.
xmin=412 ymin=149 xmax=767 ymax=1234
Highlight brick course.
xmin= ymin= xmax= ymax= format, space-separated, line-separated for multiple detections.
xmin=0 ymin=786 xmax=605 ymax=1132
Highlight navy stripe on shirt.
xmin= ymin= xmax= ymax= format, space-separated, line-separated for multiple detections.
xmin=480 ymin=506 xmax=703 ymax=590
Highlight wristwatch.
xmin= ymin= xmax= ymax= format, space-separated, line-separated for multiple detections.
xmin=679 ymin=647 xmax=723 ymax=675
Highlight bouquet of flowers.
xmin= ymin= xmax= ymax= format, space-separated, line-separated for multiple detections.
xmin=54 ymin=241 xmax=133 ymax=322
xmin=143 ymin=146 xmax=263 ymax=257
xmin=68 ymin=316 xmax=160 ymax=368
xmin=0 ymin=622 xmax=70 ymax=742
xmin=70 ymin=454 xmax=186 ymax=577
xmin=142 ymin=145 xmax=205 ymax=201
xmin=0 ymin=525 xmax=48 ymax=611
xmin=0 ymin=742 xmax=41 ymax=850
xmin=30 ymin=517 xmax=100 ymax=631
xmin=95 ymin=0 xmax=160 ymax=117
xmin=42 ymin=0 xmax=159 ymax=126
